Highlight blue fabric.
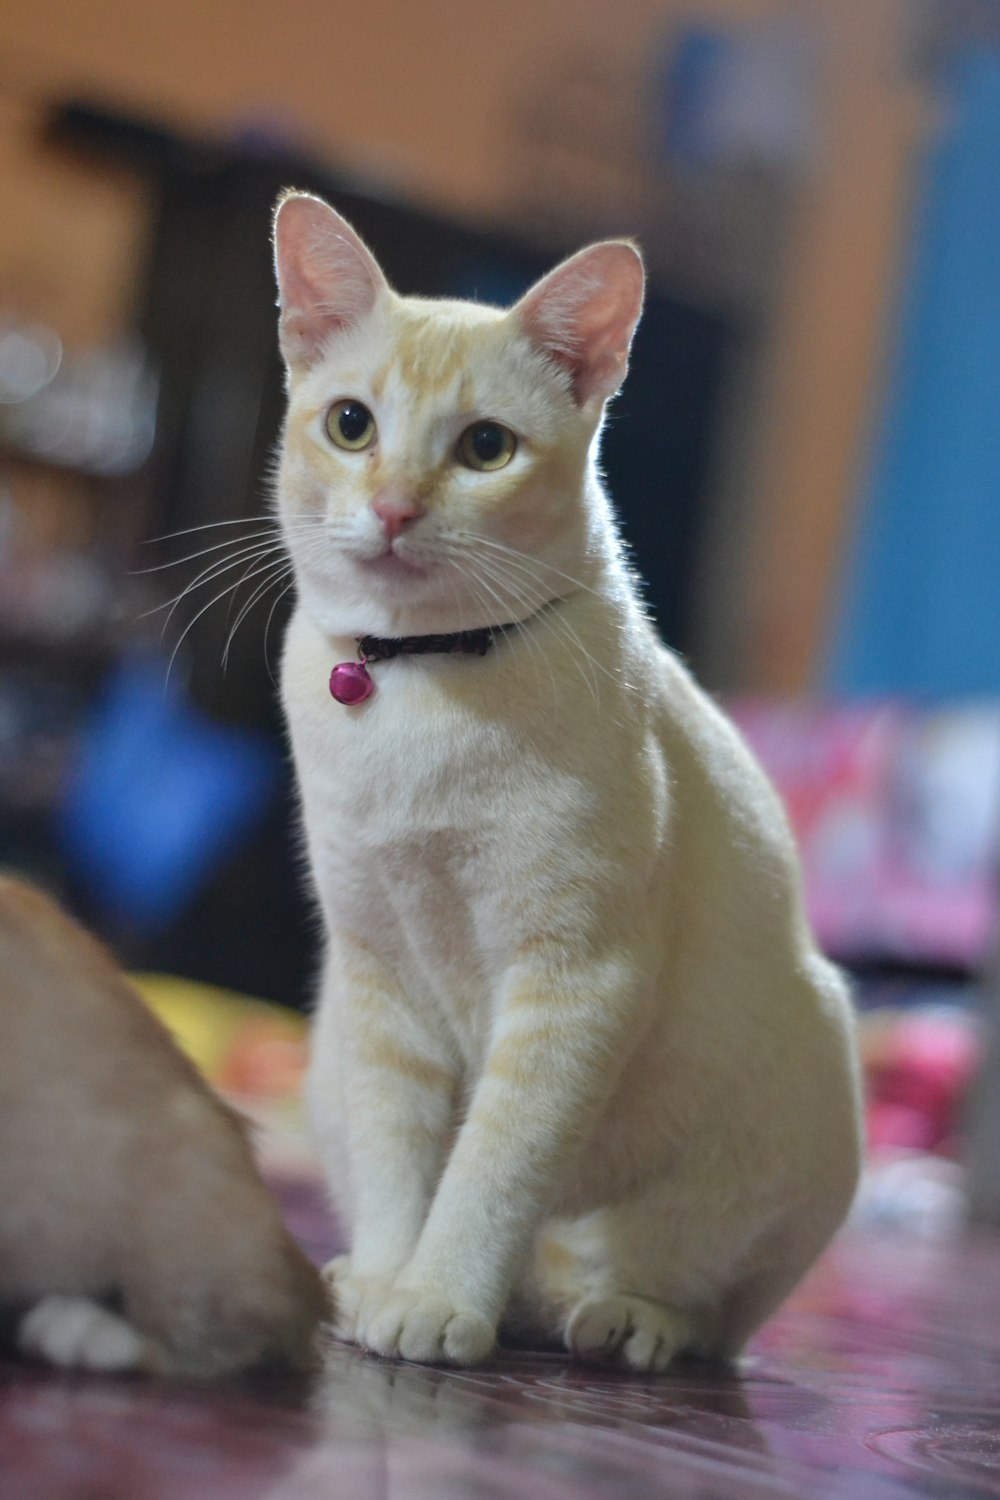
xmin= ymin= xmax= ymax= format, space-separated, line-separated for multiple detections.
xmin=58 ymin=656 xmax=280 ymax=933
xmin=828 ymin=47 xmax=1000 ymax=698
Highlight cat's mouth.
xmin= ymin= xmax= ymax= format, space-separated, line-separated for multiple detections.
xmin=356 ymin=546 xmax=430 ymax=583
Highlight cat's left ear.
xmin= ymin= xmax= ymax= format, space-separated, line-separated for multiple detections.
xmin=273 ymin=192 xmax=389 ymax=370
xmin=515 ymin=240 xmax=645 ymax=407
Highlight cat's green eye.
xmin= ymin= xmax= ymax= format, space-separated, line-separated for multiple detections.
xmin=458 ymin=421 xmax=517 ymax=472
xmin=326 ymin=399 xmax=377 ymax=452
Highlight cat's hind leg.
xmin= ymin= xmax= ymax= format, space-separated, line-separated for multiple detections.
xmin=505 ymin=1242 xmax=696 ymax=1373
xmin=508 ymin=1181 xmax=772 ymax=1373
xmin=512 ymin=1168 xmax=852 ymax=1373
xmin=504 ymin=1223 xmax=700 ymax=1373
xmin=566 ymin=1292 xmax=694 ymax=1373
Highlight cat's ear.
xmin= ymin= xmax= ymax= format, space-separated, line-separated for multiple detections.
xmin=272 ymin=192 xmax=389 ymax=369
xmin=515 ymin=241 xmax=645 ymax=407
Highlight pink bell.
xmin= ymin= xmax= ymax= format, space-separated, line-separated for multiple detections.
xmin=329 ymin=659 xmax=374 ymax=705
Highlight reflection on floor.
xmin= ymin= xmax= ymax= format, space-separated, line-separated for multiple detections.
xmin=3 ymin=1195 xmax=1000 ymax=1500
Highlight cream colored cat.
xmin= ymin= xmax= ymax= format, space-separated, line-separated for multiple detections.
xmin=273 ymin=191 xmax=862 ymax=1372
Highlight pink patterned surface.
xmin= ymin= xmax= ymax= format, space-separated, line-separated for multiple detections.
xmin=4 ymin=1192 xmax=1000 ymax=1499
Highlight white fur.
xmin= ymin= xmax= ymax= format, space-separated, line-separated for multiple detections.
xmin=18 ymin=1296 xmax=149 ymax=1373
xmin=274 ymin=197 xmax=862 ymax=1369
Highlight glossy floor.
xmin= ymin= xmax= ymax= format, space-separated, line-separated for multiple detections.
xmin=3 ymin=1193 xmax=1000 ymax=1500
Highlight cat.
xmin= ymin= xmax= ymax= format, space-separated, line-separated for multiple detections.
xmin=272 ymin=190 xmax=862 ymax=1372
xmin=0 ymin=873 xmax=326 ymax=1377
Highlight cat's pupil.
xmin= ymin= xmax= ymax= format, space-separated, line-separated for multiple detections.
xmin=338 ymin=403 xmax=371 ymax=443
xmin=470 ymin=424 xmax=504 ymax=463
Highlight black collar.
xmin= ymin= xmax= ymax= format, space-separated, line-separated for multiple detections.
xmin=358 ymin=620 xmax=520 ymax=663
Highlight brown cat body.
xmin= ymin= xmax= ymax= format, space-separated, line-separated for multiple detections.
xmin=0 ymin=874 xmax=325 ymax=1376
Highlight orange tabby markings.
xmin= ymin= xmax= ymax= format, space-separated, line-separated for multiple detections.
xmin=357 ymin=1034 xmax=454 ymax=1093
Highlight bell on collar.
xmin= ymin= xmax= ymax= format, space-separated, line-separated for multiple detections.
xmin=329 ymin=659 xmax=375 ymax=705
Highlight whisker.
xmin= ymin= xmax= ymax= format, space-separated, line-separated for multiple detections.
xmin=162 ymin=549 xmax=299 ymax=687
xmin=263 ymin=579 xmax=297 ymax=687
xmin=221 ymin=556 xmax=294 ymax=671
xmin=447 ymin=552 xmax=558 ymax=707
xmin=467 ymin=553 xmax=571 ymax=707
xmin=130 ymin=521 xmax=315 ymax=577
xmin=142 ymin=515 xmax=284 ymax=545
xmin=451 ymin=531 xmax=609 ymax=606
xmin=462 ymin=537 xmax=623 ymax=688
xmin=465 ymin=548 xmax=608 ymax=706
xmin=146 ymin=538 xmax=292 ymax=634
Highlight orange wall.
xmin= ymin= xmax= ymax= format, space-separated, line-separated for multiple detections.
xmin=0 ymin=0 xmax=920 ymax=690
xmin=5 ymin=0 xmax=787 ymax=218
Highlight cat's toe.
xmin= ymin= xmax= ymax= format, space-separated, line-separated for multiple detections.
xmin=324 ymin=1260 xmax=403 ymax=1346
xmin=566 ymin=1294 xmax=632 ymax=1361
xmin=361 ymin=1288 xmax=495 ymax=1366
xmin=622 ymin=1316 xmax=679 ymax=1374
xmin=567 ymin=1294 xmax=686 ymax=1373
xmin=321 ymin=1253 xmax=352 ymax=1290
xmin=18 ymin=1296 xmax=150 ymax=1373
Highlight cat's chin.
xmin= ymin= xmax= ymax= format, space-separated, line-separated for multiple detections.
xmin=356 ymin=551 xmax=431 ymax=585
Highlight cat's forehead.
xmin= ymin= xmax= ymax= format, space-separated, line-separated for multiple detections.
xmin=294 ymin=290 xmax=567 ymax=435
xmin=299 ymin=294 xmax=516 ymax=400
xmin=373 ymin=295 xmax=509 ymax=399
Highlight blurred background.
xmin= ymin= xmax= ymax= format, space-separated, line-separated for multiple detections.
xmin=1 ymin=0 xmax=1000 ymax=1221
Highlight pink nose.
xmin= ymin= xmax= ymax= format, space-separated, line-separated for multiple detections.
xmin=372 ymin=494 xmax=426 ymax=543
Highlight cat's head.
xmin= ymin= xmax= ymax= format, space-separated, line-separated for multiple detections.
xmin=272 ymin=191 xmax=644 ymax=639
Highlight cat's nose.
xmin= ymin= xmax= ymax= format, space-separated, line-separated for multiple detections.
xmin=371 ymin=493 xmax=426 ymax=543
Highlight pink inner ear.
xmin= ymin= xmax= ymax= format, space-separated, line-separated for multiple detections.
xmin=517 ymin=241 xmax=645 ymax=407
xmin=273 ymin=194 xmax=388 ymax=368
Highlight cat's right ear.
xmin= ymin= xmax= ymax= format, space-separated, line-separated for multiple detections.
xmin=272 ymin=193 xmax=388 ymax=370
xmin=515 ymin=240 xmax=645 ymax=408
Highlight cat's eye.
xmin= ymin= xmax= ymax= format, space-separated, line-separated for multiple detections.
xmin=326 ymin=399 xmax=377 ymax=452
xmin=457 ymin=421 xmax=517 ymax=472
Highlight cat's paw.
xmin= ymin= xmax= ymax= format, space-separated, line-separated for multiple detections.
xmin=566 ymin=1293 xmax=688 ymax=1374
xmin=322 ymin=1255 xmax=396 ymax=1344
xmin=18 ymin=1296 xmax=151 ymax=1373
xmin=358 ymin=1285 xmax=495 ymax=1366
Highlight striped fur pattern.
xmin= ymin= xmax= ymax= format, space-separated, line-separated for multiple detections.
xmin=273 ymin=193 xmax=862 ymax=1371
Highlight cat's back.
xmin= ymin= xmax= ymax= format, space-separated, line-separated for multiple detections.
xmin=0 ymin=873 xmax=204 ymax=1094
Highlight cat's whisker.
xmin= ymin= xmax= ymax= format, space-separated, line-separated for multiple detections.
xmin=476 ymin=548 xmax=622 ymax=701
xmin=131 ymin=520 xmax=316 ymax=576
xmin=448 ymin=553 xmax=559 ymax=707
xmin=458 ymin=546 xmax=605 ymax=707
xmin=142 ymin=514 xmax=289 ymax=545
xmin=467 ymin=555 xmax=593 ymax=711
xmin=263 ymin=579 xmax=298 ymax=687
xmin=149 ymin=518 xmax=328 ymax=629
xmin=221 ymin=557 xmax=296 ymax=671
xmin=444 ymin=564 xmax=471 ymax=638
xmin=439 ymin=540 xmax=560 ymax=697
xmin=162 ymin=544 xmax=307 ymax=686
xmin=150 ymin=539 xmax=292 ymax=635
xmin=468 ymin=554 xmax=584 ymax=708
xmin=450 ymin=531 xmax=608 ymax=606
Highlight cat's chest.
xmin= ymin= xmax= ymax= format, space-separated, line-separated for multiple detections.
xmin=285 ymin=648 xmax=544 ymax=903
xmin=286 ymin=663 xmax=552 ymax=1018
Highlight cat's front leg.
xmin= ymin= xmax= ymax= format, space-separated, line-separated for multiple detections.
xmin=354 ymin=950 xmax=642 ymax=1365
xmin=309 ymin=939 xmax=459 ymax=1341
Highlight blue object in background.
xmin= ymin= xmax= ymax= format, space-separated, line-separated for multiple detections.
xmin=658 ymin=20 xmax=818 ymax=176
xmin=829 ymin=46 xmax=1000 ymax=698
xmin=659 ymin=26 xmax=734 ymax=172
xmin=58 ymin=655 xmax=280 ymax=934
